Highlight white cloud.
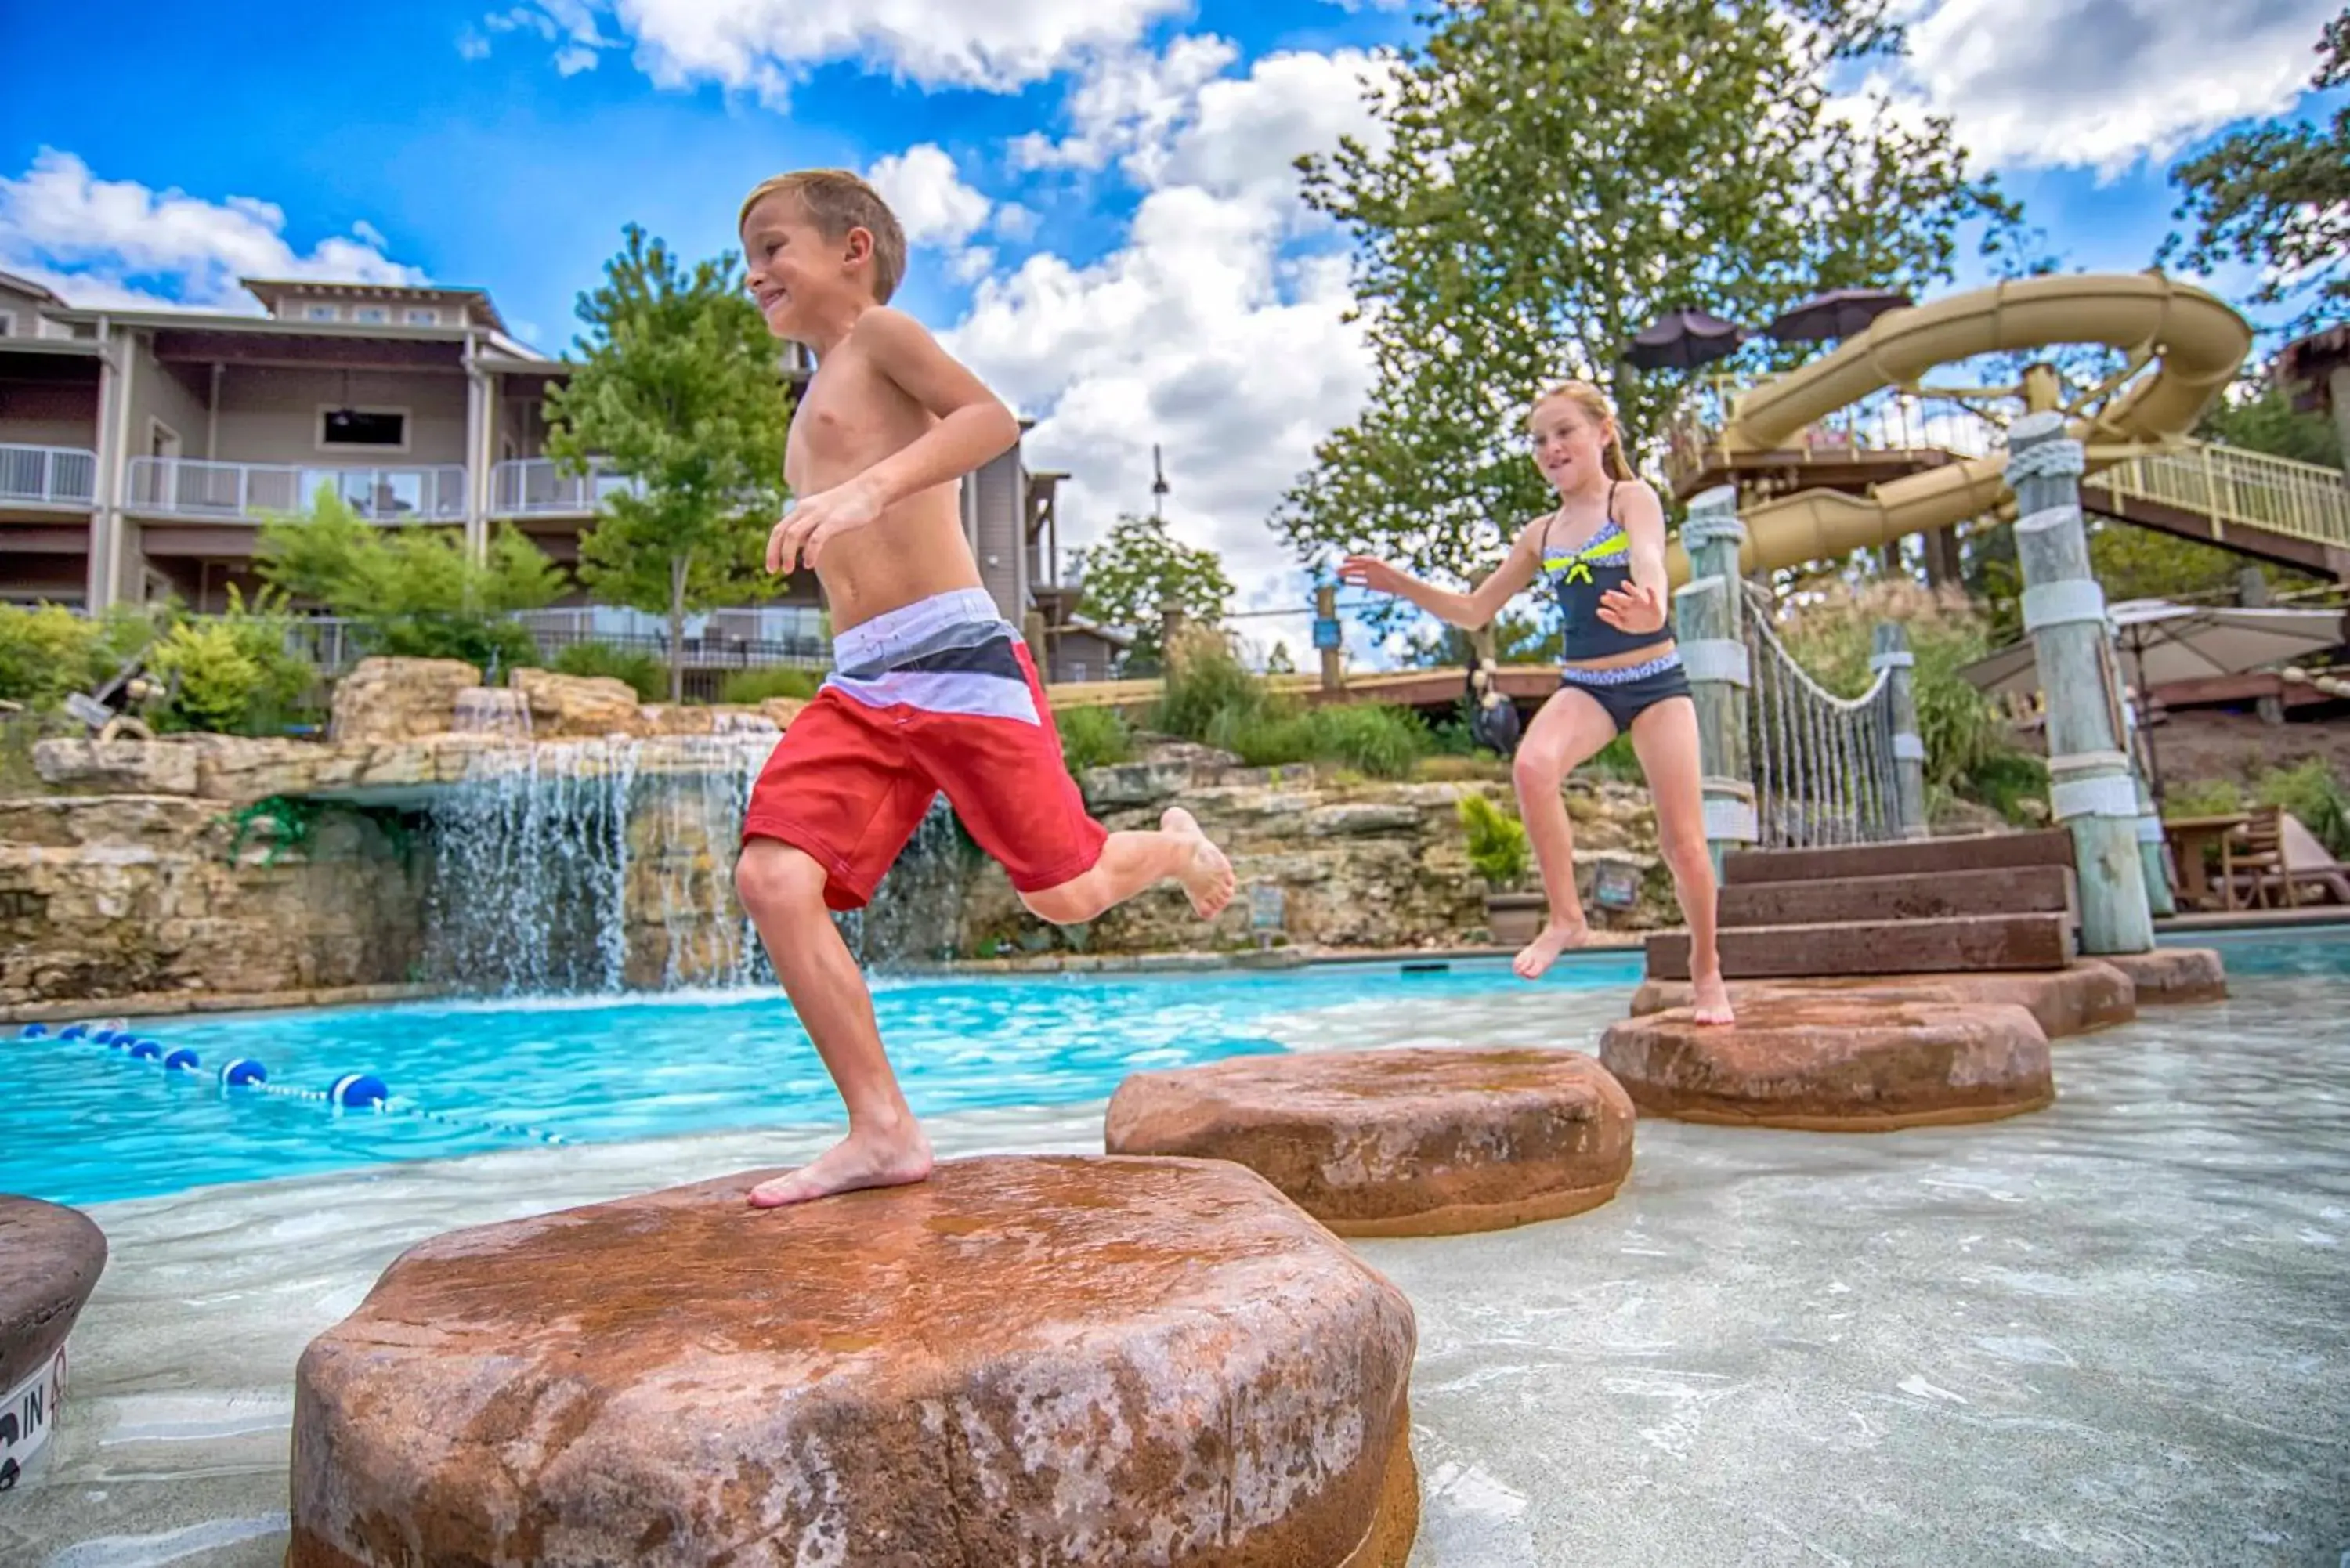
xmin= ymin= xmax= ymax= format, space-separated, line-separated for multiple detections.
xmin=494 ymin=0 xmax=1187 ymax=102
xmin=552 ymin=43 xmax=602 ymax=74
xmin=865 ymin=144 xmax=992 ymax=248
xmin=0 ymin=150 xmax=427 ymax=313
xmin=1866 ymin=0 xmax=2336 ymax=177
xmin=1012 ymin=35 xmax=1241 ymax=175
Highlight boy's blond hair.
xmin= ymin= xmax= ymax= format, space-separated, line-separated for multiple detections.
xmin=738 ymin=170 xmax=908 ymax=305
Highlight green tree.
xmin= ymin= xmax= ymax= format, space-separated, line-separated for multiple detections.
xmin=1072 ymin=513 xmax=1236 ymax=673
xmin=547 ymin=226 xmax=794 ymax=701
xmin=258 ymin=489 xmax=565 ymax=670
xmin=2199 ymin=380 xmax=2345 ymax=469
xmin=1277 ymin=0 xmax=2016 ymax=612
xmin=2162 ymin=9 xmax=2348 ymax=334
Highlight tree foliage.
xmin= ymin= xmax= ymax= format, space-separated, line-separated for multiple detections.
xmin=1072 ymin=513 xmax=1236 ymax=672
xmin=548 ymin=226 xmax=794 ymax=699
xmin=1276 ymin=0 xmax=2017 ymax=616
xmin=2163 ymin=8 xmax=2349 ymax=334
xmin=258 ymin=488 xmax=564 ymax=671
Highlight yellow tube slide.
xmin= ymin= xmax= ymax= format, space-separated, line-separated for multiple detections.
xmin=1665 ymin=273 xmax=2253 ymax=583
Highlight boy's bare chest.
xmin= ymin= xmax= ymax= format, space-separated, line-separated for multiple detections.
xmin=783 ymin=361 xmax=926 ymax=493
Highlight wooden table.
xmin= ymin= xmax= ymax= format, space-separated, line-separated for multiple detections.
xmin=2163 ymin=813 xmax=2249 ymax=909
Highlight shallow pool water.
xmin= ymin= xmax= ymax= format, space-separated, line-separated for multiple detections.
xmin=7 ymin=952 xmax=1643 ymax=1205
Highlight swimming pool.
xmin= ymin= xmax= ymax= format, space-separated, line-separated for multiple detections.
xmin=7 ymin=952 xmax=1645 ymax=1206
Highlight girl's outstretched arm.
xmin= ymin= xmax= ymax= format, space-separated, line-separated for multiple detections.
xmin=1340 ymin=519 xmax=1544 ymax=629
xmin=1596 ymin=483 xmax=1673 ymax=637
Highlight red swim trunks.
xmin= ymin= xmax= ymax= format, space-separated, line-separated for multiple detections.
xmin=741 ymin=589 xmax=1109 ymax=911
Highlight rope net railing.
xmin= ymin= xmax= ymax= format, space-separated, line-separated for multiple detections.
xmin=1741 ymin=586 xmax=1906 ymax=848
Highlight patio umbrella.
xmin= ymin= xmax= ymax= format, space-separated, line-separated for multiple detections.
xmin=1958 ymin=598 xmax=2350 ymax=798
xmin=1765 ymin=287 xmax=1913 ymax=343
xmin=1622 ymin=307 xmax=1747 ymax=372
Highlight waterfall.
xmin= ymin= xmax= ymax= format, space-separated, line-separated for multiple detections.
xmin=418 ymin=726 xmax=978 ymax=997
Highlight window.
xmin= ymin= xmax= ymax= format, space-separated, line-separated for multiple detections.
xmin=0 ymin=310 xmax=13 ymax=338
xmin=405 ymin=308 xmax=443 ymax=327
xmin=318 ymin=406 xmax=409 ymax=451
xmin=304 ymin=303 xmax=341 ymax=322
xmin=353 ymin=305 xmax=389 ymax=325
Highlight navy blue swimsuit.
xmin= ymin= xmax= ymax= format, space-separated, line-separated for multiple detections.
xmin=1539 ymin=484 xmax=1690 ymax=731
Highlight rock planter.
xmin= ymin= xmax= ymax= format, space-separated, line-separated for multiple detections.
xmin=0 ymin=1196 xmax=107 ymax=1490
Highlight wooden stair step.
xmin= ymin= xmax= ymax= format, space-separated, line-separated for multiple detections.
xmin=1719 ymin=865 xmax=2076 ymax=928
xmin=1723 ymin=830 xmax=2074 ymax=887
xmin=1646 ymin=912 xmax=2075 ymax=981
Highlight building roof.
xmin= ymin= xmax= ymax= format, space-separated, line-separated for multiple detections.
xmin=0 ymin=269 xmax=67 ymax=305
xmin=240 ymin=278 xmax=511 ymax=333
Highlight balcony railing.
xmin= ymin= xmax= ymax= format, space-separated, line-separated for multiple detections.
xmin=254 ymin=612 xmax=831 ymax=678
xmin=0 ymin=444 xmax=98 ymax=507
xmin=126 ymin=458 xmax=466 ymax=523
xmin=2090 ymin=440 xmax=2350 ymax=551
xmin=491 ymin=457 xmax=643 ymax=517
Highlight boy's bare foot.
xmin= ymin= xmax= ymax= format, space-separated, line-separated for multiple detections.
xmin=1512 ymin=918 xmax=1590 ymax=981
xmin=1162 ymin=807 xmax=1236 ymax=919
xmin=1690 ymin=974 xmax=1736 ymax=1026
xmin=747 ymin=1123 xmax=935 ymax=1209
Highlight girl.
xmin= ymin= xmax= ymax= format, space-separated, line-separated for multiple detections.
xmin=1340 ymin=379 xmax=1734 ymax=1024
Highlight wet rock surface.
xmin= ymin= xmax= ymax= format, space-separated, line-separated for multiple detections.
xmin=1106 ymin=1048 xmax=1636 ymax=1236
xmin=2099 ymin=946 xmax=2227 ymax=1003
xmin=1600 ymin=997 xmax=2056 ymax=1129
xmin=1629 ymin=963 xmax=2138 ymax=1040
xmin=289 ymin=1155 xmax=1417 ymax=1568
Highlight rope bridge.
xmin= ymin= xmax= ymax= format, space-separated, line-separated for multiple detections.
xmin=1741 ymin=587 xmax=1910 ymax=848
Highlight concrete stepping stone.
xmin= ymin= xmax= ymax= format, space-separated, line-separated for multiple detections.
xmin=2099 ymin=947 xmax=2226 ymax=1004
xmin=290 ymin=1156 xmax=1418 ymax=1568
xmin=1628 ymin=962 xmax=2136 ymax=1040
xmin=1600 ymin=998 xmax=2054 ymax=1130
xmin=1105 ymin=1048 xmax=1636 ymax=1237
xmin=0 ymin=1195 xmax=107 ymax=1489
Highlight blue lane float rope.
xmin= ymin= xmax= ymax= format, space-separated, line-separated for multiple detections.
xmin=28 ymin=1022 xmax=568 ymax=1147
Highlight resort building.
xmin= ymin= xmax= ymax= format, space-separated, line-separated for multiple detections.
xmin=0 ymin=273 xmax=1107 ymax=680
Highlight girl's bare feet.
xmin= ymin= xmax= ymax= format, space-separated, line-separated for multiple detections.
xmin=1161 ymin=807 xmax=1236 ymax=918
xmin=1690 ymin=973 xmax=1735 ymax=1026
xmin=1512 ymin=917 xmax=1590 ymax=980
xmin=747 ymin=1122 xmax=935 ymax=1209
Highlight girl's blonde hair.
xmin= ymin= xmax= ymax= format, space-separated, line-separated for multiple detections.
xmin=1531 ymin=379 xmax=1635 ymax=482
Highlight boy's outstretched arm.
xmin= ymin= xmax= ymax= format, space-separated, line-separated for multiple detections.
xmin=769 ymin=309 xmax=1021 ymax=573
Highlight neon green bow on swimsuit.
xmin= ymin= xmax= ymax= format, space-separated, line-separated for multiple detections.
xmin=1542 ymin=526 xmax=1629 ymax=586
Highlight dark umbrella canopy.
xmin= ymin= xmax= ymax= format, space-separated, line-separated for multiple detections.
xmin=1622 ymin=307 xmax=1747 ymax=371
xmin=1766 ymin=287 xmax=1913 ymax=343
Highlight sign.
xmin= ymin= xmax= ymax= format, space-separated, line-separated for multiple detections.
xmin=1311 ymin=618 xmax=1342 ymax=652
xmin=1248 ymin=882 xmax=1285 ymax=933
xmin=1591 ymin=862 xmax=1642 ymax=911
xmin=0 ymin=1345 xmax=66 ymax=1490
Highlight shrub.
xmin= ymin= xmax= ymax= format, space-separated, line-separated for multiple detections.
xmin=1457 ymin=792 xmax=1531 ymax=890
xmin=719 ymin=666 xmax=822 ymax=705
xmin=0 ymin=602 xmax=154 ymax=710
xmin=2161 ymin=777 xmax=2244 ymax=819
xmin=1301 ymin=703 xmax=1430 ymax=779
xmin=553 ymin=641 xmax=666 ymax=701
xmin=146 ymin=589 xmax=314 ymax=736
xmin=1154 ymin=626 xmax=1268 ymax=741
xmin=2254 ymin=759 xmax=2350 ymax=857
xmin=1056 ymin=704 xmax=1135 ymax=772
xmin=1157 ymin=626 xmax=1430 ymax=779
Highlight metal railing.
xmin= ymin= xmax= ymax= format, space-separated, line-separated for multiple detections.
xmin=125 ymin=458 xmax=468 ymax=523
xmin=0 ymin=444 xmax=98 ymax=506
xmin=2090 ymin=440 xmax=2350 ymax=551
xmin=255 ymin=613 xmax=831 ymax=678
xmin=490 ymin=457 xmax=643 ymax=516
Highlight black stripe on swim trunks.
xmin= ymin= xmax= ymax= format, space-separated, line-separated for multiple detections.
xmin=885 ymin=635 xmax=1027 ymax=682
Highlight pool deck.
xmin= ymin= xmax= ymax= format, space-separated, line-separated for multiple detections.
xmin=8 ymin=974 xmax=2348 ymax=1566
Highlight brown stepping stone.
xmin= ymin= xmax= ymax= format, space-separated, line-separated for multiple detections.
xmin=0 ymin=1196 xmax=106 ymax=1483
xmin=1105 ymin=1048 xmax=1635 ymax=1237
xmin=1600 ymin=998 xmax=2055 ymax=1130
xmin=291 ymin=1156 xmax=1418 ymax=1568
xmin=1629 ymin=963 xmax=2135 ymax=1040
xmin=2099 ymin=946 xmax=2227 ymax=1003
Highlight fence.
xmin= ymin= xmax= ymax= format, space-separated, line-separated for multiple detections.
xmin=263 ymin=616 xmax=832 ymax=683
xmin=1740 ymin=587 xmax=1909 ymax=847
xmin=2090 ymin=439 xmax=2350 ymax=552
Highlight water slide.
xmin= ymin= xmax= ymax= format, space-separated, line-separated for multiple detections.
xmin=1664 ymin=273 xmax=2254 ymax=583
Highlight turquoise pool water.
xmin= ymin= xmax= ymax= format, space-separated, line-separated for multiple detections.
xmin=7 ymin=953 xmax=1643 ymax=1206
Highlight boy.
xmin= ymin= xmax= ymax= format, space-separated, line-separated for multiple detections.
xmin=732 ymin=170 xmax=1236 ymax=1209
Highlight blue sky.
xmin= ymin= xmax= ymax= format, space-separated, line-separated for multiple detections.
xmin=2 ymin=0 xmax=2340 ymax=656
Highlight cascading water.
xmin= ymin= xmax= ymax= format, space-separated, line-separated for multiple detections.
xmin=419 ymin=710 xmax=979 ymax=996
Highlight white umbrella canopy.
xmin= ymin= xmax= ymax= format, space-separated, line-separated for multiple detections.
xmin=1959 ymin=598 xmax=2350 ymax=703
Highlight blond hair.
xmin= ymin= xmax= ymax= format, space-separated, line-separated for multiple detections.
xmin=1531 ymin=379 xmax=1635 ymax=482
xmin=737 ymin=169 xmax=908 ymax=305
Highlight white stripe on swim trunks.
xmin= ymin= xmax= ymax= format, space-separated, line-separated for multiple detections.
xmin=826 ymin=667 xmax=1041 ymax=724
xmin=833 ymin=588 xmax=1007 ymax=672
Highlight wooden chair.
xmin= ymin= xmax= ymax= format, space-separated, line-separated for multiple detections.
xmin=2222 ymin=804 xmax=2294 ymax=909
xmin=2280 ymin=813 xmax=2350 ymax=905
